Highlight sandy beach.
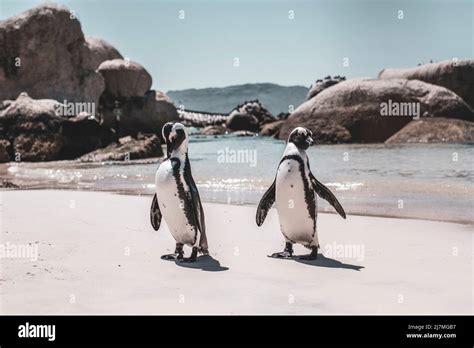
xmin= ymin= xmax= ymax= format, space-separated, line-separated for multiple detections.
xmin=0 ymin=189 xmax=472 ymax=315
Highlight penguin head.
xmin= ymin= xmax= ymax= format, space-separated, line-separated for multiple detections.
xmin=288 ymin=127 xmax=314 ymax=150
xmin=167 ymin=122 xmax=188 ymax=154
xmin=162 ymin=122 xmax=174 ymax=157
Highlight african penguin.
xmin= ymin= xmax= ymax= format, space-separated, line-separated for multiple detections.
xmin=256 ymin=127 xmax=346 ymax=260
xmin=150 ymin=122 xmax=208 ymax=262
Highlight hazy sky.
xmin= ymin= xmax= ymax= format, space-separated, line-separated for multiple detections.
xmin=1 ymin=0 xmax=472 ymax=92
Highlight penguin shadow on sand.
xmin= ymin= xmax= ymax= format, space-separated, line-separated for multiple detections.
xmin=292 ymin=253 xmax=364 ymax=271
xmin=174 ymin=255 xmax=229 ymax=272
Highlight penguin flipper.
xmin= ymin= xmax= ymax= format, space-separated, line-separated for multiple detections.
xmin=190 ymin=175 xmax=207 ymax=250
xmin=256 ymin=179 xmax=276 ymax=226
xmin=184 ymin=158 xmax=207 ymax=251
xmin=310 ymin=173 xmax=346 ymax=219
xmin=150 ymin=193 xmax=162 ymax=231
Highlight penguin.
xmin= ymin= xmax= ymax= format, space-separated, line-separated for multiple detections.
xmin=150 ymin=122 xmax=208 ymax=262
xmin=255 ymin=127 xmax=346 ymax=260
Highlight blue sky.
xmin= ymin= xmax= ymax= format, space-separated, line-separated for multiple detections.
xmin=1 ymin=0 xmax=472 ymax=92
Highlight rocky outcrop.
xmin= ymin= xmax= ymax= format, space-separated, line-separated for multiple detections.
xmin=99 ymin=90 xmax=179 ymax=140
xmin=0 ymin=4 xmax=106 ymax=111
xmin=306 ymin=75 xmax=346 ymax=100
xmin=98 ymin=59 xmax=152 ymax=98
xmin=226 ymin=100 xmax=275 ymax=132
xmin=379 ymin=59 xmax=474 ymax=109
xmin=0 ymin=93 xmax=113 ymax=162
xmin=80 ymin=133 xmax=163 ymax=162
xmin=0 ymin=4 xmax=177 ymax=162
xmin=226 ymin=113 xmax=259 ymax=132
xmin=280 ymin=78 xmax=473 ymax=143
xmin=259 ymin=120 xmax=284 ymax=137
xmin=386 ymin=118 xmax=474 ymax=144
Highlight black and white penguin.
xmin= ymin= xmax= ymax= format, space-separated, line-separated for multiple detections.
xmin=256 ymin=127 xmax=346 ymax=260
xmin=150 ymin=122 xmax=208 ymax=262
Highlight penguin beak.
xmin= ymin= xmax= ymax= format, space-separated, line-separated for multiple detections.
xmin=307 ymin=136 xmax=314 ymax=146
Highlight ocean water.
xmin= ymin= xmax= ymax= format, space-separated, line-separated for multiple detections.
xmin=1 ymin=135 xmax=473 ymax=223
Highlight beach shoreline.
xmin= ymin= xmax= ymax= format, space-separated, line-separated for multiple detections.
xmin=0 ymin=189 xmax=472 ymax=315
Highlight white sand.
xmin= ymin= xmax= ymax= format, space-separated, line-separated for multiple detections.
xmin=0 ymin=190 xmax=472 ymax=314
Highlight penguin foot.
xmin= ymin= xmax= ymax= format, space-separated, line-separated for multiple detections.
xmin=268 ymin=242 xmax=294 ymax=259
xmin=163 ymin=243 xmax=184 ymax=261
xmin=268 ymin=251 xmax=293 ymax=259
xmin=198 ymin=247 xmax=209 ymax=256
xmin=179 ymin=247 xmax=198 ymax=263
xmin=299 ymin=246 xmax=318 ymax=260
xmin=161 ymin=253 xmax=179 ymax=261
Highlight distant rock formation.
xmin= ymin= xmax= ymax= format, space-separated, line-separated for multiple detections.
xmin=279 ymin=78 xmax=473 ymax=143
xmin=306 ymin=75 xmax=346 ymax=100
xmin=379 ymin=59 xmax=474 ymax=109
xmin=386 ymin=118 xmax=474 ymax=144
xmin=226 ymin=100 xmax=275 ymax=132
xmin=167 ymin=83 xmax=308 ymax=115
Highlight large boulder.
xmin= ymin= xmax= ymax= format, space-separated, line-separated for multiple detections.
xmin=81 ymin=37 xmax=123 ymax=70
xmin=226 ymin=100 xmax=275 ymax=132
xmin=100 ymin=90 xmax=179 ymax=140
xmin=379 ymin=59 xmax=474 ymax=109
xmin=226 ymin=113 xmax=259 ymax=132
xmin=97 ymin=59 xmax=152 ymax=98
xmin=80 ymin=133 xmax=163 ymax=162
xmin=386 ymin=118 xmax=474 ymax=144
xmin=280 ymin=78 xmax=473 ymax=143
xmin=0 ymin=93 xmax=113 ymax=161
xmin=0 ymin=4 xmax=105 ymax=111
xmin=306 ymin=75 xmax=346 ymax=100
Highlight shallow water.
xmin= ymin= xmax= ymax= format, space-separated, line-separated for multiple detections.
xmin=1 ymin=135 xmax=473 ymax=223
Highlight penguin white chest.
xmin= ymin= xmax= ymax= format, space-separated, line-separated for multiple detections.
xmin=155 ymin=160 xmax=197 ymax=246
xmin=275 ymin=159 xmax=317 ymax=245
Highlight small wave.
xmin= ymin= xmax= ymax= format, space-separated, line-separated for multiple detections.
xmin=325 ymin=182 xmax=364 ymax=191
